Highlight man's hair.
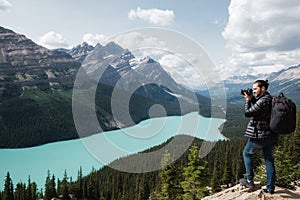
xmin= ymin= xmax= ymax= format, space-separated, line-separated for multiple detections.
xmin=254 ymin=79 xmax=269 ymax=90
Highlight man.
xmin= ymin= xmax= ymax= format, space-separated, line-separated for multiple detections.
xmin=239 ymin=80 xmax=278 ymax=194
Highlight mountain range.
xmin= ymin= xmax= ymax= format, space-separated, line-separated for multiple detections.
xmin=1 ymin=25 xmax=299 ymax=148
xmin=0 ymin=26 xmax=210 ymax=148
xmin=197 ymin=64 xmax=300 ymax=105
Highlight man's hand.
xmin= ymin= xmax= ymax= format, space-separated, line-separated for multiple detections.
xmin=243 ymin=92 xmax=251 ymax=100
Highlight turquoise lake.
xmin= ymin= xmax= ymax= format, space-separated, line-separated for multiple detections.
xmin=0 ymin=112 xmax=226 ymax=190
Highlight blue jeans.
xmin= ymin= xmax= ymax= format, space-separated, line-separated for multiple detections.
xmin=243 ymin=136 xmax=278 ymax=190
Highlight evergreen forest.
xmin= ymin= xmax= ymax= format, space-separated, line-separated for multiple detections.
xmin=1 ymin=113 xmax=300 ymax=200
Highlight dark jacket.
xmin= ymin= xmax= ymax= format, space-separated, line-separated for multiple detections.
xmin=244 ymin=91 xmax=273 ymax=138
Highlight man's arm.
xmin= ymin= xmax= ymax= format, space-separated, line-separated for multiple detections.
xmin=244 ymin=98 xmax=265 ymax=117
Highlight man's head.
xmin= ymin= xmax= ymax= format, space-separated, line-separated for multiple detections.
xmin=253 ymin=80 xmax=269 ymax=97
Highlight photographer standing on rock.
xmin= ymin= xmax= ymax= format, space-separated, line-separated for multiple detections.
xmin=239 ymin=80 xmax=278 ymax=194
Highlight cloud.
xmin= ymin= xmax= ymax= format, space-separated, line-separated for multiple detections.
xmin=115 ymin=33 xmax=205 ymax=88
xmin=38 ymin=31 xmax=69 ymax=49
xmin=0 ymin=0 xmax=11 ymax=11
xmin=111 ymin=30 xmax=221 ymax=89
xmin=128 ymin=7 xmax=175 ymax=26
xmin=112 ymin=31 xmax=167 ymax=52
xmin=83 ymin=33 xmax=108 ymax=46
xmin=158 ymin=54 xmax=206 ymax=89
xmin=212 ymin=18 xmax=226 ymax=26
xmin=222 ymin=0 xmax=300 ymax=76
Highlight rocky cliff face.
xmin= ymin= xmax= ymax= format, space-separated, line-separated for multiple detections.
xmin=67 ymin=42 xmax=94 ymax=63
xmin=203 ymin=183 xmax=300 ymax=200
xmin=0 ymin=26 xmax=80 ymax=97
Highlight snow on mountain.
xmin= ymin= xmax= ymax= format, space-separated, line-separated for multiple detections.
xmin=272 ymin=65 xmax=300 ymax=81
xmin=67 ymin=42 xmax=94 ymax=63
xmin=221 ymin=64 xmax=300 ymax=105
xmin=129 ymin=56 xmax=178 ymax=88
xmin=82 ymin=43 xmax=179 ymax=91
xmin=224 ymin=64 xmax=300 ymax=86
xmin=81 ymin=41 xmax=210 ymax=105
xmin=225 ymin=75 xmax=255 ymax=84
xmin=82 ymin=42 xmax=129 ymax=76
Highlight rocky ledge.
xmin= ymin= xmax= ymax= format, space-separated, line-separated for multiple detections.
xmin=203 ymin=183 xmax=300 ymax=200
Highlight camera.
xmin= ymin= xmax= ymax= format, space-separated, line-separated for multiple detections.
xmin=241 ymin=88 xmax=253 ymax=96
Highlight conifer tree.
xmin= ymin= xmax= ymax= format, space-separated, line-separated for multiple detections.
xmin=62 ymin=170 xmax=70 ymax=200
xmin=136 ymin=174 xmax=150 ymax=200
xmin=14 ymin=183 xmax=25 ymax=200
xmin=210 ymin=153 xmax=221 ymax=192
xmin=38 ymin=189 xmax=44 ymax=200
xmin=222 ymin=147 xmax=233 ymax=188
xmin=273 ymin=114 xmax=300 ymax=188
xmin=290 ymin=113 xmax=300 ymax=166
xmin=87 ymin=169 xmax=99 ymax=200
xmin=26 ymin=176 xmax=32 ymax=200
xmin=3 ymin=172 xmax=14 ymax=200
xmin=44 ymin=171 xmax=51 ymax=200
xmin=77 ymin=167 xmax=83 ymax=199
xmin=235 ymin=141 xmax=246 ymax=183
xmin=31 ymin=182 xmax=37 ymax=200
xmin=83 ymin=179 xmax=88 ymax=199
xmin=44 ymin=171 xmax=56 ymax=200
xmin=10 ymin=181 xmax=13 ymax=200
xmin=181 ymin=145 xmax=209 ymax=200
xmin=51 ymin=175 xmax=57 ymax=198
xmin=157 ymin=151 xmax=183 ymax=200
xmin=56 ymin=178 xmax=62 ymax=197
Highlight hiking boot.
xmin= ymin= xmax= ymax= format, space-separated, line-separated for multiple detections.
xmin=263 ymin=188 xmax=275 ymax=194
xmin=239 ymin=178 xmax=254 ymax=189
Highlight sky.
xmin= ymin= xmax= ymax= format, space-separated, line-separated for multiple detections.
xmin=0 ymin=0 xmax=300 ymax=87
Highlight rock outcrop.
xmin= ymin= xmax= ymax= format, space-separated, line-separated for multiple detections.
xmin=67 ymin=42 xmax=94 ymax=63
xmin=203 ymin=184 xmax=300 ymax=200
xmin=0 ymin=26 xmax=80 ymax=96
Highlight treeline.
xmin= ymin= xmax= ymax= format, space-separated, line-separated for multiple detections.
xmin=1 ymin=115 xmax=299 ymax=200
xmin=0 ymin=90 xmax=78 ymax=148
xmin=221 ymin=103 xmax=249 ymax=138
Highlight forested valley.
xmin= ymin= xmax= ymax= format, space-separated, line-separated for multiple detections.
xmin=1 ymin=113 xmax=299 ymax=200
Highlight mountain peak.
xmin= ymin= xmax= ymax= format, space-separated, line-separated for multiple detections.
xmin=0 ymin=26 xmax=15 ymax=34
xmin=85 ymin=41 xmax=127 ymax=63
xmin=143 ymin=56 xmax=156 ymax=64
xmin=94 ymin=43 xmax=103 ymax=48
xmin=68 ymin=42 xmax=94 ymax=63
xmin=72 ymin=42 xmax=94 ymax=50
xmin=129 ymin=56 xmax=157 ymax=67
xmin=105 ymin=41 xmax=121 ymax=48
xmin=82 ymin=41 xmax=89 ymax=47
xmin=104 ymin=41 xmax=126 ymax=54
xmin=0 ymin=25 xmax=80 ymax=95
xmin=0 ymin=26 xmax=52 ymax=67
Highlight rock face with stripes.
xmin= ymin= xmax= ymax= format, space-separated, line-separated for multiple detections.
xmin=0 ymin=26 xmax=81 ymax=97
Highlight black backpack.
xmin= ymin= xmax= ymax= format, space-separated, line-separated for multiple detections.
xmin=270 ymin=93 xmax=297 ymax=134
